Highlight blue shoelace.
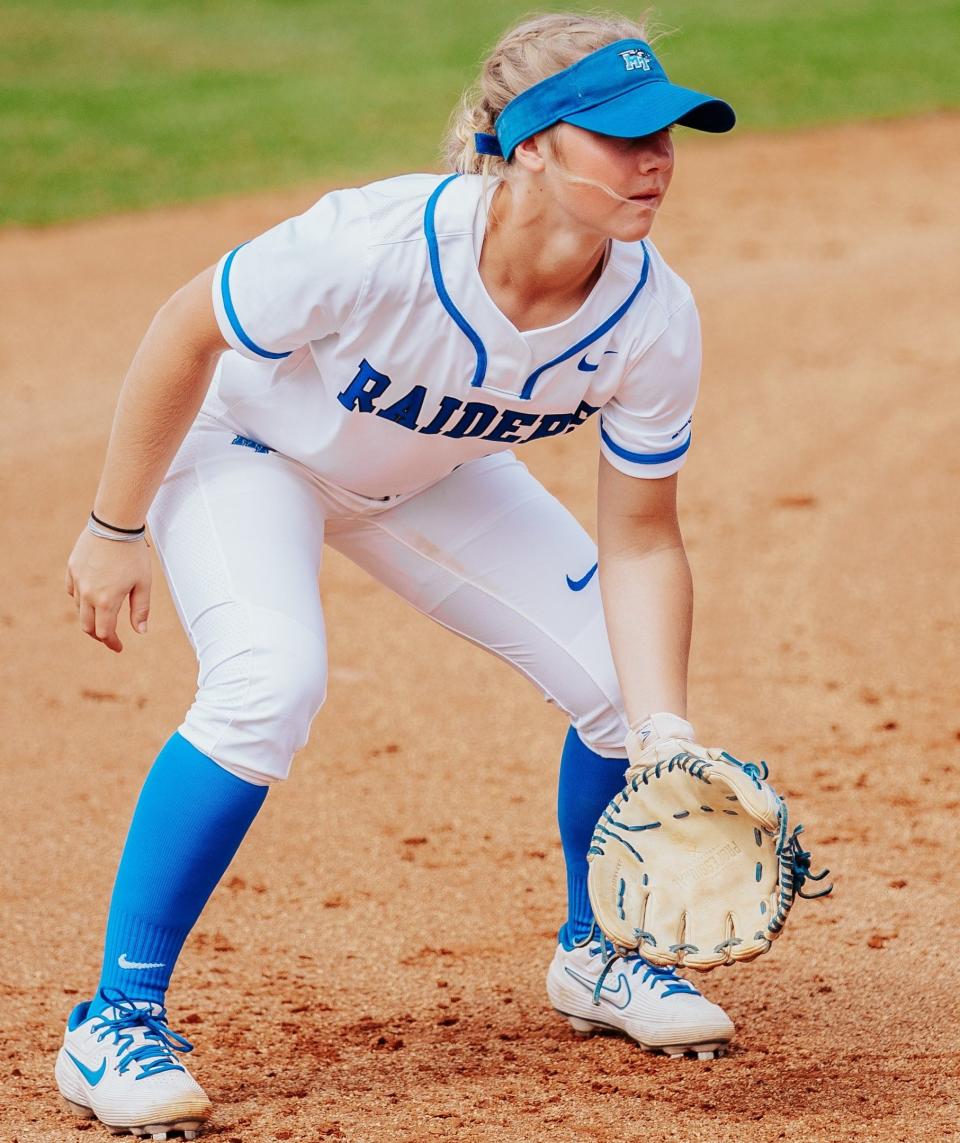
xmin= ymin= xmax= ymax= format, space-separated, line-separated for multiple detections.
xmin=577 ymin=926 xmax=702 ymax=1005
xmin=91 ymin=989 xmax=194 ymax=1080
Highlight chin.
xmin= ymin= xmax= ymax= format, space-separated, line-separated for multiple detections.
xmin=608 ymin=216 xmax=656 ymax=243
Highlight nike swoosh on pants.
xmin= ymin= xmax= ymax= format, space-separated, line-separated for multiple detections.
xmin=566 ymin=562 xmax=599 ymax=591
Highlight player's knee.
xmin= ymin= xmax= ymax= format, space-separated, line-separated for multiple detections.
xmin=247 ymin=638 xmax=328 ymax=747
xmin=183 ymin=604 xmax=327 ymax=783
xmin=557 ymin=639 xmax=629 ymax=757
xmin=573 ymin=702 xmax=629 ymax=758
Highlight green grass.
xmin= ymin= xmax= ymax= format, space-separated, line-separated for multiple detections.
xmin=2 ymin=0 xmax=957 ymax=225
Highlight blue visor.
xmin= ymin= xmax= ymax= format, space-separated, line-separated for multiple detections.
xmin=475 ymin=39 xmax=735 ymax=160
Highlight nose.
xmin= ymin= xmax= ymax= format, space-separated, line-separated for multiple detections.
xmin=637 ymin=130 xmax=674 ymax=174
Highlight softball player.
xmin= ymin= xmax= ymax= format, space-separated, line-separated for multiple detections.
xmin=59 ymin=12 xmax=737 ymax=1137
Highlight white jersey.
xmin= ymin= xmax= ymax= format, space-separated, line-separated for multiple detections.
xmin=206 ymin=172 xmax=701 ymax=499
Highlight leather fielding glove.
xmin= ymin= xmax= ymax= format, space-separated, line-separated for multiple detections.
xmin=586 ymin=713 xmax=831 ymax=971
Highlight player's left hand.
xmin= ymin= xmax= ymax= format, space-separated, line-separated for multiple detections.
xmin=65 ymin=527 xmax=152 ymax=654
xmin=586 ymin=713 xmax=831 ymax=971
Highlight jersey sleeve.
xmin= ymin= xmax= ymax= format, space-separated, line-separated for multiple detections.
xmin=211 ymin=188 xmax=370 ymax=362
xmin=599 ymin=295 xmax=701 ymax=479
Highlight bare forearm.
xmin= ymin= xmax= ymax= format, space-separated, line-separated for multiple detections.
xmin=596 ymin=458 xmax=693 ymax=727
xmin=94 ymin=269 xmax=225 ymax=527
xmin=599 ymin=534 xmax=692 ymax=725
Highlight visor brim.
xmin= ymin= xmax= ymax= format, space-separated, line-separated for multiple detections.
xmin=563 ymin=82 xmax=735 ymax=137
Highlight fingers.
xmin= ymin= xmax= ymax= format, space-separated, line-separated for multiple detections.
xmin=95 ymin=597 xmax=124 ymax=653
xmin=79 ymin=596 xmax=124 ymax=653
xmin=128 ymin=579 xmax=151 ymax=635
xmin=79 ymin=598 xmax=97 ymax=639
xmin=67 ymin=529 xmax=151 ymax=652
xmin=68 ymin=568 xmax=82 ymax=611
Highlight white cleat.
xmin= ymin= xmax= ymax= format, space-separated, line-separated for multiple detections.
xmin=55 ymin=989 xmax=211 ymax=1139
xmin=546 ymin=931 xmax=734 ymax=1059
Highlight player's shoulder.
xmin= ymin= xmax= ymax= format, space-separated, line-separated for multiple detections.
xmin=292 ymin=174 xmax=444 ymax=235
xmin=358 ymin=172 xmax=449 ymax=202
xmin=610 ymin=237 xmax=694 ymax=319
xmin=352 ymin=172 xmax=473 ymax=248
xmin=279 ymin=174 xmax=454 ymax=266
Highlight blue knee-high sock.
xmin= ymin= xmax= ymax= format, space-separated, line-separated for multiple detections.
xmin=557 ymin=727 xmax=628 ymax=949
xmin=91 ymin=732 xmax=267 ymax=1013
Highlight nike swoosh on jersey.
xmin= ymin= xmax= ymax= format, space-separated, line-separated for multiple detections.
xmin=118 ymin=953 xmax=166 ymax=970
xmin=66 ymin=1051 xmax=107 ymax=1087
xmin=566 ymin=562 xmax=599 ymax=592
xmin=577 ymin=349 xmax=618 ymax=373
xmin=564 ymin=966 xmax=632 ymax=1009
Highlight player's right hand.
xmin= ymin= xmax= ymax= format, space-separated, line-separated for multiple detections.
xmin=65 ymin=529 xmax=152 ymax=654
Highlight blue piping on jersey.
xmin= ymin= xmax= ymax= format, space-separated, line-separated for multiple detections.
xmin=423 ymin=176 xmax=652 ymax=400
xmin=519 ymin=244 xmax=650 ymax=400
xmin=221 ymin=244 xmax=292 ymax=361
xmin=600 ymin=422 xmax=692 ymax=465
xmin=424 ymin=175 xmax=488 ymax=389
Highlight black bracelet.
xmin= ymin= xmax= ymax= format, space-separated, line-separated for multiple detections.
xmin=90 ymin=511 xmax=146 ymax=536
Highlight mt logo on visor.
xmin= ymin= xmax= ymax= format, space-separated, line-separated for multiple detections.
xmin=620 ymin=49 xmax=652 ymax=72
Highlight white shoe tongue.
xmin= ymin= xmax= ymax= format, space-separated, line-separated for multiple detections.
xmin=102 ymin=998 xmax=165 ymax=1020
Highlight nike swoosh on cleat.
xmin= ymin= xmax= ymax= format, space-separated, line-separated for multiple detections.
xmin=566 ymin=562 xmax=598 ymax=592
xmin=564 ymin=967 xmax=632 ymax=1010
xmin=66 ymin=1051 xmax=107 ymax=1087
xmin=118 ymin=953 xmax=166 ymax=970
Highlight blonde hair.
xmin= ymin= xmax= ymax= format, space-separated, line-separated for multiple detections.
xmin=443 ymin=10 xmax=658 ymax=179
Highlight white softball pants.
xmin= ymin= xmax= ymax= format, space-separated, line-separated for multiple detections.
xmin=147 ymin=415 xmax=628 ymax=784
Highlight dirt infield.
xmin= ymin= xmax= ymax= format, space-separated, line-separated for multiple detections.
xmin=2 ymin=115 xmax=958 ymax=1142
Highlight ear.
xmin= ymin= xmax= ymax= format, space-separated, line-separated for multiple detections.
xmin=513 ymin=133 xmax=548 ymax=173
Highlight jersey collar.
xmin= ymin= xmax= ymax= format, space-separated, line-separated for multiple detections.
xmin=423 ymin=173 xmax=650 ymax=401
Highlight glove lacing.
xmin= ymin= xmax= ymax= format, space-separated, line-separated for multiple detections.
xmin=779 ymin=823 xmax=833 ymax=899
xmin=719 ymin=751 xmax=832 ymax=900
